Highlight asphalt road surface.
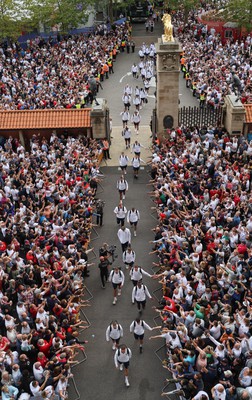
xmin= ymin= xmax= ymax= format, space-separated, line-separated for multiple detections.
xmin=68 ymin=20 xmax=194 ymax=400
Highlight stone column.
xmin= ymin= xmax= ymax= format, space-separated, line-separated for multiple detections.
xmin=156 ymin=38 xmax=182 ymax=137
xmin=90 ymin=98 xmax=109 ymax=139
xmin=224 ymin=95 xmax=246 ymax=136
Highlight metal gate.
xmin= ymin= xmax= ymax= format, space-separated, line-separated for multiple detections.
xmin=178 ymin=106 xmax=223 ymax=127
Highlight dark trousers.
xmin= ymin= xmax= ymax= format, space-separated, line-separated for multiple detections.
xmin=117 ymin=217 xmax=125 ymax=226
xmin=96 ymin=213 xmax=103 ymax=226
xmin=100 ymin=268 xmax=108 ymax=287
xmin=121 ymin=241 xmax=129 ymax=253
xmin=136 ymin=300 xmax=146 ymax=310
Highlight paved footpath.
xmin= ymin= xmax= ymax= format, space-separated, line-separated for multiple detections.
xmin=68 ymin=21 xmax=192 ymax=400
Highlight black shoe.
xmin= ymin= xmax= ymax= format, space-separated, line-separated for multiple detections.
xmin=140 ymin=346 xmax=143 ymax=353
xmin=95 ymin=102 xmax=99 ymax=106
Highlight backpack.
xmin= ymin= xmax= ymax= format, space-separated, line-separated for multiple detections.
xmin=118 ymin=347 xmax=130 ymax=356
xmin=131 ymin=266 xmax=142 ymax=274
xmin=136 ymin=284 xmax=145 ymax=292
xmin=133 ymin=320 xmax=144 ymax=328
xmin=109 ymin=322 xmax=121 ymax=332
xmin=112 ymin=269 xmax=122 ymax=278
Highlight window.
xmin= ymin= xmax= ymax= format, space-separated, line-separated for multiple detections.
xmin=224 ymin=30 xmax=233 ymax=38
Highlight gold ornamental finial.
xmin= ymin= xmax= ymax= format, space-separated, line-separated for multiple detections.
xmin=162 ymin=12 xmax=174 ymax=42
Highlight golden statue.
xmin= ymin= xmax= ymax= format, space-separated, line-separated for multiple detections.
xmin=162 ymin=13 xmax=174 ymax=42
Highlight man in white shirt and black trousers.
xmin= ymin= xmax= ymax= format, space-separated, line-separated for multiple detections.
xmin=106 ymin=320 xmax=123 ymax=350
xmin=116 ymin=176 xmax=128 ymax=201
xmin=132 ymin=280 xmax=153 ymax=312
xmin=114 ymin=344 xmax=132 ymax=387
xmin=117 ymin=225 xmax=131 ymax=252
xmin=130 ymin=265 xmax=152 ymax=286
xmin=109 ymin=266 xmax=125 ymax=305
xmin=127 ymin=207 xmax=140 ymax=236
xmin=129 ymin=318 xmax=154 ymax=353
xmin=122 ymin=246 xmax=136 ymax=269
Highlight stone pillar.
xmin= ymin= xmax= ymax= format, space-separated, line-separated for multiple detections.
xmin=224 ymin=95 xmax=246 ymax=136
xmin=156 ymin=38 xmax=182 ymax=137
xmin=90 ymin=98 xmax=109 ymax=139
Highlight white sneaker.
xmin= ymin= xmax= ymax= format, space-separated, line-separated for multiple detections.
xmin=125 ymin=378 xmax=130 ymax=387
xmin=113 ymin=298 xmax=117 ymax=305
xmin=112 ymin=343 xmax=116 ymax=350
xmin=134 ymin=231 xmax=137 ymax=237
xmin=118 ymin=289 xmax=121 ymax=296
xmin=122 ymin=195 xmax=125 ymax=200
xmin=125 ymin=265 xmax=129 ymax=269
xmin=120 ymin=364 xmax=123 ymax=371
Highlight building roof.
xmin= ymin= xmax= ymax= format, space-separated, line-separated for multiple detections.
xmin=223 ymin=22 xmax=239 ymax=28
xmin=244 ymin=104 xmax=252 ymax=123
xmin=0 ymin=109 xmax=92 ymax=130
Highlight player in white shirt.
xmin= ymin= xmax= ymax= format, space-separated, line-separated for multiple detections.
xmin=114 ymin=345 xmax=132 ymax=387
xmin=109 ymin=267 xmax=125 ymax=305
xmin=106 ymin=320 xmax=123 ymax=350
xmin=130 ymin=265 xmax=152 ymax=285
xmin=127 ymin=207 xmax=140 ymax=236
xmin=119 ymin=152 xmax=129 ymax=173
xmin=130 ymin=318 xmax=156 ymax=353
xmin=132 ymin=280 xmax=152 ymax=312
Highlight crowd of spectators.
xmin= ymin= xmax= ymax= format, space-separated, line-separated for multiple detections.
xmin=148 ymin=126 xmax=252 ymax=399
xmin=173 ymin=9 xmax=252 ymax=106
xmin=0 ymin=22 xmax=131 ymax=110
xmin=0 ymin=132 xmax=105 ymax=399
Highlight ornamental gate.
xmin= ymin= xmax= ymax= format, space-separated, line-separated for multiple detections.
xmin=178 ymin=106 xmax=223 ymax=127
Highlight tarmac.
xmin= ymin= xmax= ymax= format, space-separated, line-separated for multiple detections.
xmin=68 ymin=20 xmax=197 ymax=400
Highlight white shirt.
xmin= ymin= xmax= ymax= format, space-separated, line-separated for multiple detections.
xmin=130 ymin=267 xmax=151 ymax=281
xmin=106 ymin=323 xmax=123 ymax=341
xmin=117 ymin=228 xmax=131 ymax=244
xmin=132 ymin=284 xmax=152 ymax=302
xmin=123 ymin=250 xmax=136 ymax=264
xmin=114 ymin=347 xmax=132 ymax=367
xmin=114 ymin=206 xmax=127 ymax=219
xmin=127 ymin=209 xmax=140 ymax=223
xmin=119 ymin=155 xmax=129 ymax=167
xmin=109 ymin=269 xmax=125 ymax=286
xmin=117 ymin=179 xmax=128 ymax=191
xmin=130 ymin=320 xmax=152 ymax=335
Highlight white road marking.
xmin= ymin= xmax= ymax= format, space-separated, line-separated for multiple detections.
xmin=119 ymin=72 xmax=132 ymax=83
xmin=149 ymin=76 xmax=156 ymax=87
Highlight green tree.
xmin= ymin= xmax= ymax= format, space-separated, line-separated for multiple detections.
xmin=219 ymin=0 xmax=252 ymax=31
xmin=25 ymin=0 xmax=93 ymax=33
xmin=0 ymin=0 xmax=24 ymax=40
xmin=164 ymin=0 xmax=200 ymax=23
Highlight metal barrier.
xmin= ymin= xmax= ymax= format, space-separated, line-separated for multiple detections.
xmin=91 ymin=225 xmax=100 ymax=241
xmin=154 ymin=342 xmax=167 ymax=362
xmin=69 ymin=376 xmax=81 ymax=400
xmin=152 ymin=286 xmax=163 ymax=302
xmin=83 ymin=285 xmax=93 ymax=302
